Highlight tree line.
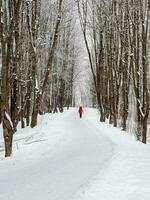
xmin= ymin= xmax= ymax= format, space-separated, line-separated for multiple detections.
xmin=0 ymin=0 xmax=78 ymax=157
xmin=77 ymin=0 xmax=150 ymax=143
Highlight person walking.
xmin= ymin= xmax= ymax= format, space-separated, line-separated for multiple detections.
xmin=78 ymin=106 xmax=84 ymax=118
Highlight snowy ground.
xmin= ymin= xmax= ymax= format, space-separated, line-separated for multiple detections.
xmin=0 ymin=108 xmax=150 ymax=200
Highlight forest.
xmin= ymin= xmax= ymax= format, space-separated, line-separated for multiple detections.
xmin=0 ymin=0 xmax=150 ymax=157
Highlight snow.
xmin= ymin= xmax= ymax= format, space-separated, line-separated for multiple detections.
xmin=0 ymin=108 xmax=150 ymax=200
xmin=35 ymin=77 xmax=39 ymax=90
xmin=5 ymin=111 xmax=14 ymax=129
xmin=73 ymin=109 xmax=150 ymax=200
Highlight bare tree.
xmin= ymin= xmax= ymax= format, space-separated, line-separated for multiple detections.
xmin=0 ymin=0 xmax=22 ymax=156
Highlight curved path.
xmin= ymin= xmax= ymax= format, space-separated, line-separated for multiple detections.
xmin=0 ymin=109 xmax=114 ymax=200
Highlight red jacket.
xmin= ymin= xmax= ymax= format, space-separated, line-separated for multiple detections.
xmin=78 ymin=106 xmax=83 ymax=113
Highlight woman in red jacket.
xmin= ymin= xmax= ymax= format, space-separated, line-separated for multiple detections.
xmin=78 ymin=106 xmax=84 ymax=118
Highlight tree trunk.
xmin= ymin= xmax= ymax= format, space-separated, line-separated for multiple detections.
xmin=3 ymin=111 xmax=14 ymax=157
xmin=31 ymin=92 xmax=41 ymax=128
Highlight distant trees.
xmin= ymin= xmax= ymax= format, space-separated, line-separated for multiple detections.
xmin=0 ymin=0 xmax=78 ymax=156
xmin=76 ymin=0 xmax=150 ymax=143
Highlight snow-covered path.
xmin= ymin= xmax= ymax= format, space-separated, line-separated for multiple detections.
xmin=0 ymin=108 xmax=113 ymax=200
xmin=1 ymin=108 xmax=150 ymax=200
